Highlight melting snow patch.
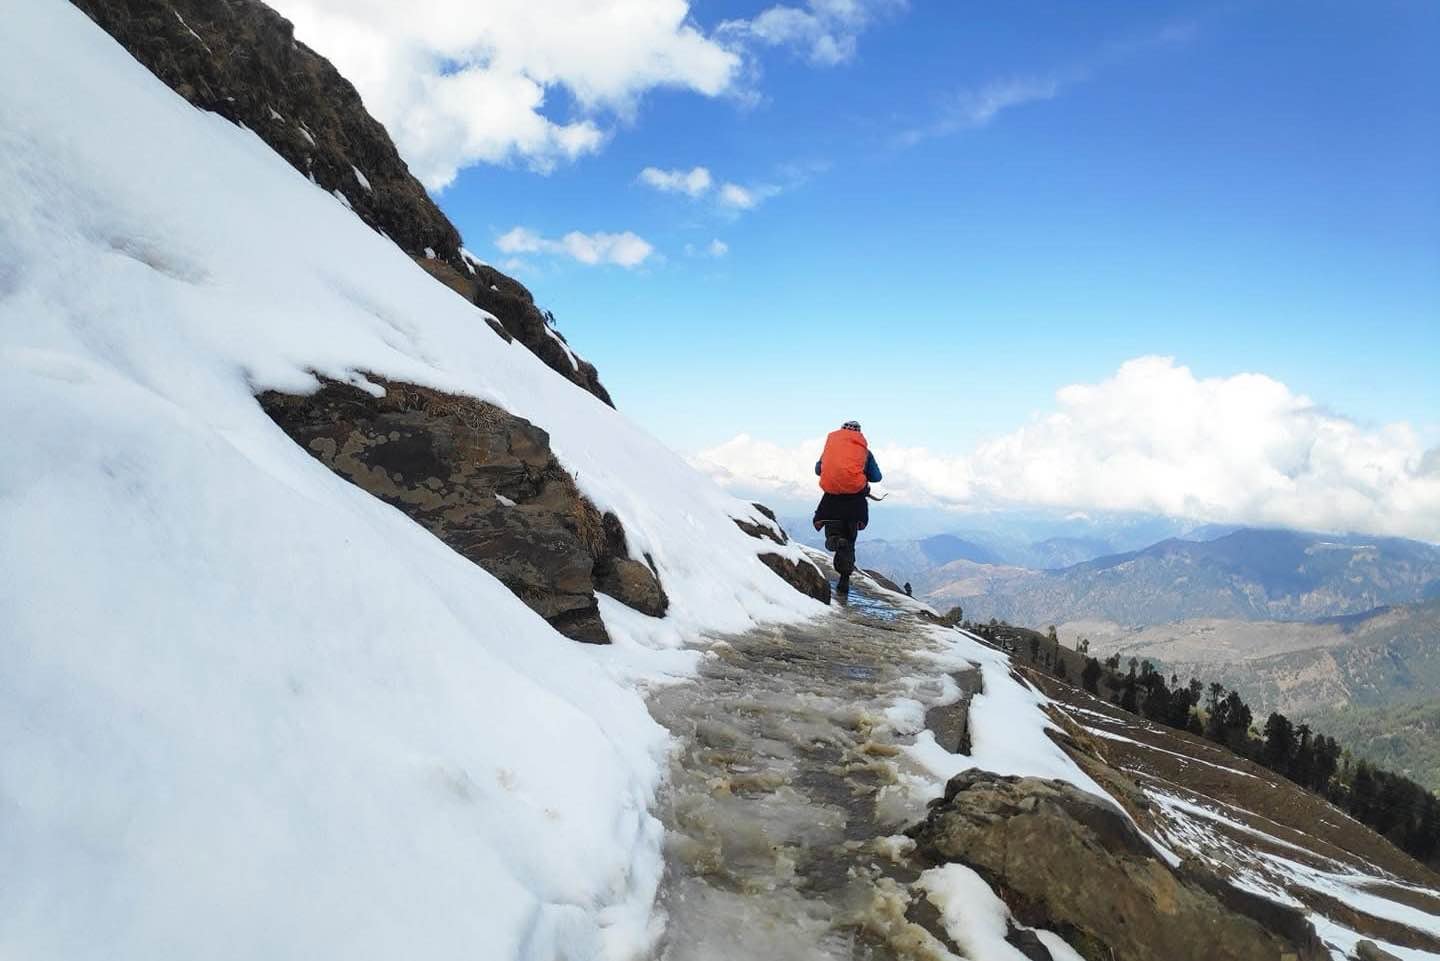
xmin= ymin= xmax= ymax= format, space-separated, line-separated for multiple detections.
xmin=919 ymin=864 xmax=1084 ymax=961
xmin=331 ymin=188 xmax=353 ymax=210
xmin=351 ymin=165 xmax=372 ymax=192
xmin=459 ymin=247 xmax=485 ymax=274
xmin=495 ymin=492 xmax=516 ymax=507
xmin=424 ymin=246 xmax=437 ymax=259
xmin=904 ymin=628 xmax=1108 ymax=800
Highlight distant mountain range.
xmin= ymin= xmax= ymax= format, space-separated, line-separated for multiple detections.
xmin=927 ymin=528 xmax=1440 ymax=626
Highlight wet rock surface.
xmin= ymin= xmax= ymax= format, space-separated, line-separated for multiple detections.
xmin=258 ymin=377 xmax=664 ymax=642
xmin=648 ymin=572 xmax=970 ymax=959
xmin=76 ymin=0 xmax=615 ymax=406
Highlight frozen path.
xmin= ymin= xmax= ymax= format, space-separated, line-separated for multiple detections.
xmin=646 ymin=571 xmax=978 ymax=960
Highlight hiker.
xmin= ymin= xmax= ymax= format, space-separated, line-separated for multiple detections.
xmin=903 ymin=582 xmax=912 ymax=597
xmin=812 ymin=420 xmax=882 ymax=593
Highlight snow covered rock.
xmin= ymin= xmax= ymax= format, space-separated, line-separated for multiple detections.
xmin=259 ymin=378 xmax=666 ymax=643
xmin=730 ymin=502 xmax=832 ymax=602
xmin=757 ymin=552 xmax=832 ymax=604
xmin=71 ymin=0 xmax=461 ymax=268
xmin=910 ymin=770 xmax=1328 ymax=961
xmin=71 ymin=0 xmax=616 ymax=406
xmin=471 ymin=264 xmax=615 ymax=407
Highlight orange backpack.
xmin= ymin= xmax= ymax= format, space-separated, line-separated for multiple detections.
xmin=819 ymin=429 xmax=869 ymax=495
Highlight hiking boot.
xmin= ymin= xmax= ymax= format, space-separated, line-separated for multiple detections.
xmin=837 ymin=573 xmax=851 ymax=594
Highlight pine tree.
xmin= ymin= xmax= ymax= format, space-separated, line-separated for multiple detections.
xmin=1262 ymin=712 xmax=1296 ymax=772
xmin=1081 ymin=657 xmax=1102 ymax=695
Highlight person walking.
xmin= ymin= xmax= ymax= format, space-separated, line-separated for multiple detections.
xmin=811 ymin=420 xmax=882 ymax=594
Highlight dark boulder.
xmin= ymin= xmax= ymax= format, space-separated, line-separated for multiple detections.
xmin=908 ymin=771 xmax=1327 ymax=961
xmin=258 ymin=377 xmax=664 ymax=642
xmin=758 ymin=554 xmax=831 ymax=605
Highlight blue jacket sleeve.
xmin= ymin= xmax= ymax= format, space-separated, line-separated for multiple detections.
xmin=865 ymin=452 xmax=882 ymax=483
xmin=815 ymin=459 xmax=823 ymax=476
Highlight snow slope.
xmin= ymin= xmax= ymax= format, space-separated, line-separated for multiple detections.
xmin=0 ymin=4 xmax=819 ymax=958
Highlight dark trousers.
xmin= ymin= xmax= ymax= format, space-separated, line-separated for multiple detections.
xmin=813 ymin=491 xmax=869 ymax=577
xmin=822 ymin=521 xmax=859 ymax=575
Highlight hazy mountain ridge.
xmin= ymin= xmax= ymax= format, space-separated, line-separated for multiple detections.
xmin=932 ymin=528 xmax=1440 ymax=626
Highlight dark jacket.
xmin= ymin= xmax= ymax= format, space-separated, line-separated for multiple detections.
xmin=813 ymin=492 xmax=870 ymax=531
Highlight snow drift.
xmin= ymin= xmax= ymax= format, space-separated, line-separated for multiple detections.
xmin=0 ymin=3 xmax=819 ymax=958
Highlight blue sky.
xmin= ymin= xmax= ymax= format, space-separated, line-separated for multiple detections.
xmin=275 ymin=0 xmax=1440 ymax=538
xmin=419 ymin=0 xmax=1440 ymax=456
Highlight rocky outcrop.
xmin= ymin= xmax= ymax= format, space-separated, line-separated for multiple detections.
xmin=923 ymin=670 xmax=983 ymax=754
xmin=729 ymin=503 xmax=828 ymax=603
xmin=1355 ymin=941 xmax=1402 ymax=961
xmin=258 ymin=377 xmax=664 ymax=643
xmin=733 ymin=503 xmax=788 ymax=546
xmin=863 ymin=568 xmax=903 ymax=593
xmin=908 ymin=771 xmax=1328 ymax=961
xmin=758 ymin=553 xmax=831 ymax=605
xmin=471 ymin=265 xmax=613 ymax=406
xmin=73 ymin=0 xmax=615 ymax=406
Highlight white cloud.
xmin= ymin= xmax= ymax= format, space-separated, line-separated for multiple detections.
xmin=720 ymin=0 xmax=905 ymax=66
xmin=265 ymin=0 xmax=742 ymax=189
xmin=496 ymin=226 xmax=654 ymax=268
xmin=692 ymin=357 xmax=1440 ymax=542
xmin=898 ymin=74 xmax=1066 ymax=147
xmin=637 ymin=165 xmax=781 ymax=213
xmin=718 ymin=183 xmax=757 ymax=209
xmin=638 ymin=165 xmax=713 ymax=197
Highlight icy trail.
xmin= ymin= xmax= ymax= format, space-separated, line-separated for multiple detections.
xmin=647 ymin=569 xmax=982 ymax=960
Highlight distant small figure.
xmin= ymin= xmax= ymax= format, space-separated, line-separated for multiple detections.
xmin=903 ymin=582 xmax=912 ymax=597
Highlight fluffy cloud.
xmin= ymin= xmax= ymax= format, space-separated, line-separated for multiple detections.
xmin=720 ymin=0 xmax=906 ymax=66
xmin=692 ymin=357 xmax=1440 ymax=541
xmin=638 ymin=166 xmax=777 ymax=212
xmin=638 ymin=165 xmax=713 ymax=197
xmin=265 ymin=0 xmax=742 ymax=188
xmin=496 ymin=226 xmax=654 ymax=267
xmin=718 ymin=183 xmax=757 ymax=209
